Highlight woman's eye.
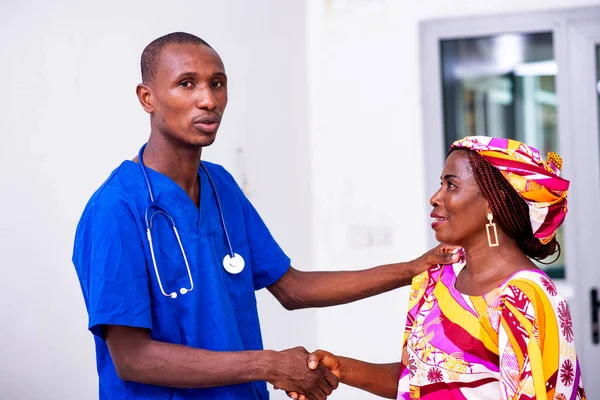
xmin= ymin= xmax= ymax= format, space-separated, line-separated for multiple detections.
xmin=447 ymin=181 xmax=456 ymax=189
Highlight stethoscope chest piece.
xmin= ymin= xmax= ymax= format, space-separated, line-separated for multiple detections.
xmin=223 ymin=253 xmax=245 ymax=274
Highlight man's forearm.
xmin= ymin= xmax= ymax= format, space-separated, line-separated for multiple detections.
xmin=107 ymin=326 xmax=336 ymax=395
xmin=114 ymin=337 xmax=275 ymax=388
xmin=269 ymin=262 xmax=417 ymax=310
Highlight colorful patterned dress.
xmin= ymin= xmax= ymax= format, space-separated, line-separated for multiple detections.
xmin=397 ymin=263 xmax=585 ymax=400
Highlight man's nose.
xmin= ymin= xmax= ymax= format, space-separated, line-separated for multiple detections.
xmin=196 ymin=86 xmax=218 ymax=110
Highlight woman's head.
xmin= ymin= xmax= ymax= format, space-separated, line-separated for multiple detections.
xmin=430 ymin=150 xmax=489 ymax=249
xmin=430 ymin=136 xmax=569 ymax=262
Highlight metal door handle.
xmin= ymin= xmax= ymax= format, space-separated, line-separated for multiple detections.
xmin=592 ymin=288 xmax=600 ymax=344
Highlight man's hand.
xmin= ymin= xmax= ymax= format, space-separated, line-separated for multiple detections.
xmin=408 ymin=244 xmax=461 ymax=277
xmin=270 ymin=346 xmax=339 ymax=400
xmin=286 ymin=350 xmax=342 ymax=400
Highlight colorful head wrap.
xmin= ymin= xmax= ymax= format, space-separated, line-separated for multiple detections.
xmin=450 ymin=136 xmax=569 ymax=245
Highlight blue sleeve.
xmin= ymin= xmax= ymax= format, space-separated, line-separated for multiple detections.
xmin=219 ymin=167 xmax=291 ymax=290
xmin=243 ymin=197 xmax=291 ymax=290
xmin=72 ymin=189 xmax=152 ymax=339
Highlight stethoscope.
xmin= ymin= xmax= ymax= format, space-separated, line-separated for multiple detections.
xmin=138 ymin=143 xmax=245 ymax=299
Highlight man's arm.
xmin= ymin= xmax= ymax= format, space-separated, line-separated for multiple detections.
xmin=105 ymin=326 xmax=338 ymax=400
xmin=268 ymin=244 xmax=458 ymax=310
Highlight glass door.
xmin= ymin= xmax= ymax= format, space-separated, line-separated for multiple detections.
xmin=420 ymin=8 xmax=600 ymax=398
xmin=439 ymin=32 xmax=564 ymax=278
xmin=563 ymin=17 xmax=600 ymax=399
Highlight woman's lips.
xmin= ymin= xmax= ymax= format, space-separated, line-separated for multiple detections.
xmin=430 ymin=213 xmax=448 ymax=230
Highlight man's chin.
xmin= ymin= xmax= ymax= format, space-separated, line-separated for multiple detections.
xmin=190 ymin=133 xmax=217 ymax=148
xmin=193 ymin=140 xmax=216 ymax=148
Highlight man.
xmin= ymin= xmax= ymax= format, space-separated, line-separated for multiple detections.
xmin=72 ymin=32 xmax=458 ymax=400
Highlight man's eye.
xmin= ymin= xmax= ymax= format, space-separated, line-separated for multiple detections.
xmin=180 ymin=81 xmax=193 ymax=88
xmin=211 ymin=81 xmax=223 ymax=89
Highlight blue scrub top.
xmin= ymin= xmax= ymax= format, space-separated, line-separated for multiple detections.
xmin=72 ymin=159 xmax=291 ymax=399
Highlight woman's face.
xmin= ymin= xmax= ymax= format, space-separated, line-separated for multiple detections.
xmin=429 ymin=150 xmax=490 ymax=247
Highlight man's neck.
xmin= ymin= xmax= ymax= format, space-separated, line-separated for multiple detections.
xmin=141 ymin=135 xmax=202 ymax=205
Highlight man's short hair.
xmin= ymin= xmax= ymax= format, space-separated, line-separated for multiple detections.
xmin=141 ymin=32 xmax=212 ymax=83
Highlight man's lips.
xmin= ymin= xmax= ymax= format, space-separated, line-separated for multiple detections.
xmin=193 ymin=114 xmax=221 ymax=134
xmin=193 ymin=114 xmax=221 ymax=125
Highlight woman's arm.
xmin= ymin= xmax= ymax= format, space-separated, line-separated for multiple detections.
xmin=287 ymin=350 xmax=400 ymax=399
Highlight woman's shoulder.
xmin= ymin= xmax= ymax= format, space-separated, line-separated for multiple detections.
xmin=497 ymin=269 xmax=570 ymax=321
xmin=497 ymin=269 xmax=578 ymax=363
xmin=499 ymin=269 xmax=562 ymax=300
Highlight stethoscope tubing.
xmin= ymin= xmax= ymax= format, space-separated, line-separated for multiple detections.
xmin=137 ymin=143 xmax=241 ymax=299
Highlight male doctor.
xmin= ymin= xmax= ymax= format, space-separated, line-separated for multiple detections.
xmin=72 ymin=32 xmax=458 ymax=400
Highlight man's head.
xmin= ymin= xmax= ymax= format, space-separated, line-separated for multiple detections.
xmin=141 ymin=32 xmax=213 ymax=84
xmin=137 ymin=32 xmax=227 ymax=148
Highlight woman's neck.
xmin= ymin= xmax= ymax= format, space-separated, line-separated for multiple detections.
xmin=456 ymin=238 xmax=536 ymax=295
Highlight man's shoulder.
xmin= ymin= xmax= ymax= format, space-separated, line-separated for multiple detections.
xmin=200 ymin=161 xmax=239 ymax=190
xmin=85 ymin=161 xmax=140 ymax=211
xmin=200 ymin=160 xmax=232 ymax=178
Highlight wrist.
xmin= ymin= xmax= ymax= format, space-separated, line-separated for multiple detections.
xmin=398 ymin=259 xmax=419 ymax=281
xmin=404 ymin=260 xmax=416 ymax=275
xmin=254 ymin=350 xmax=278 ymax=382
xmin=408 ymin=253 xmax=431 ymax=276
xmin=337 ymin=355 xmax=348 ymax=383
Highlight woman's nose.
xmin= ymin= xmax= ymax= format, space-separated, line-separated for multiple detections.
xmin=430 ymin=186 xmax=442 ymax=207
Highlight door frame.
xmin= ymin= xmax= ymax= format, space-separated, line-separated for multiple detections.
xmin=420 ymin=6 xmax=600 ymax=396
xmin=563 ymin=16 xmax=600 ymax=398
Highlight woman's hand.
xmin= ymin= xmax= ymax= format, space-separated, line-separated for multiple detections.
xmin=284 ymin=350 xmax=342 ymax=400
xmin=307 ymin=350 xmax=341 ymax=379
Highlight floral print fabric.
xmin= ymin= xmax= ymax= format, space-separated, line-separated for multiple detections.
xmin=397 ymin=263 xmax=585 ymax=400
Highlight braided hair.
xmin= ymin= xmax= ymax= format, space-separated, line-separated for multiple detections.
xmin=450 ymin=148 xmax=560 ymax=262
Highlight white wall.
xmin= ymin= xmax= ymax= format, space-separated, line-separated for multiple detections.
xmin=3 ymin=0 xmax=600 ymax=399
xmin=0 ymin=1 xmax=313 ymax=399
xmin=306 ymin=0 xmax=600 ymax=399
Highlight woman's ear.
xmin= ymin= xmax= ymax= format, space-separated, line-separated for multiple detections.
xmin=484 ymin=198 xmax=492 ymax=219
xmin=136 ymin=84 xmax=154 ymax=114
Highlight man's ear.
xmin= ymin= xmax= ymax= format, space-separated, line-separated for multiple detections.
xmin=136 ymin=84 xmax=154 ymax=114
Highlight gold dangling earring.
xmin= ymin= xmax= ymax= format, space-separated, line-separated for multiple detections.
xmin=486 ymin=213 xmax=499 ymax=247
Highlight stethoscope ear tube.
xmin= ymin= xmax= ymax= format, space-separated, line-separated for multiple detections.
xmin=199 ymin=162 xmax=236 ymax=260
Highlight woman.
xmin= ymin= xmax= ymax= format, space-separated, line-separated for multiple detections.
xmin=290 ymin=136 xmax=585 ymax=399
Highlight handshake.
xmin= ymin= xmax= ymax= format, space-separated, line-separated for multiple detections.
xmin=270 ymin=347 xmax=340 ymax=400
